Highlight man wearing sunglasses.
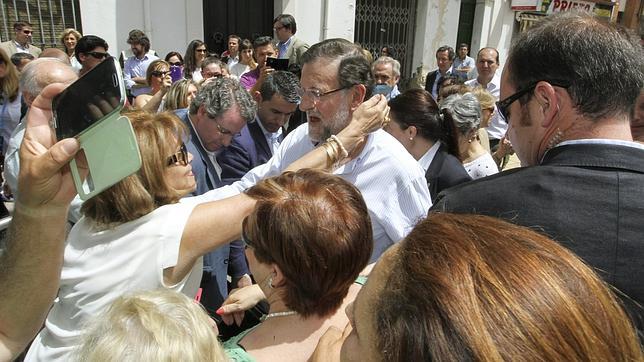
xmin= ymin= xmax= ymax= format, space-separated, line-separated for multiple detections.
xmin=75 ymin=35 xmax=109 ymax=77
xmin=433 ymin=12 xmax=644 ymax=335
xmin=0 ymin=21 xmax=42 ymax=58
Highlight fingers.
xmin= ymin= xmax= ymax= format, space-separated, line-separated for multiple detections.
xmin=36 ymin=138 xmax=80 ymax=178
xmin=233 ymin=311 xmax=244 ymax=326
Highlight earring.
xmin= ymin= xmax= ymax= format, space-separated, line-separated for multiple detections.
xmin=409 ymin=137 xmax=413 ymax=141
xmin=268 ymin=276 xmax=274 ymax=289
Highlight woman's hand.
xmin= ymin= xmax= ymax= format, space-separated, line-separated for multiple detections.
xmin=336 ymin=94 xmax=389 ymax=156
xmin=216 ymin=284 xmax=266 ymax=326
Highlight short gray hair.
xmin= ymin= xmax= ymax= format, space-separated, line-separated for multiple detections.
xmin=372 ymin=56 xmax=400 ymax=78
xmin=440 ymin=92 xmax=482 ymax=135
xmin=20 ymin=58 xmax=75 ymax=97
xmin=189 ymin=77 xmax=256 ymax=123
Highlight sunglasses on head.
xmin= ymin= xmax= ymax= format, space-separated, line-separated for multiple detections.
xmin=167 ymin=143 xmax=189 ymax=166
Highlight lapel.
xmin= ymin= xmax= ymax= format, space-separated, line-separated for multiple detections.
xmin=425 ymin=143 xmax=448 ymax=182
xmin=183 ymin=111 xmax=221 ymax=188
xmin=248 ymin=120 xmax=272 ymax=158
xmin=285 ymin=37 xmax=295 ymax=60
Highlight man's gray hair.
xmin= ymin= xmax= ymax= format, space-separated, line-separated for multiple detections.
xmin=20 ymin=57 xmax=72 ymax=96
xmin=440 ymin=92 xmax=482 ymax=135
xmin=372 ymin=56 xmax=400 ymax=78
xmin=189 ymin=77 xmax=256 ymax=123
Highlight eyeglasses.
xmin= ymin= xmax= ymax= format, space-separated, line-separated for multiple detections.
xmin=22 ymin=30 xmax=33 ymax=35
xmin=495 ymin=80 xmax=570 ymax=121
xmin=151 ymin=70 xmax=170 ymax=77
xmin=241 ymin=228 xmax=254 ymax=250
xmin=297 ymin=85 xmax=352 ymax=104
xmin=167 ymin=143 xmax=189 ymax=166
xmin=195 ymin=48 xmax=207 ymax=53
xmin=202 ymin=72 xmax=223 ymax=79
xmin=169 ymin=61 xmax=182 ymax=67
xmin=208 ymin=115 xmax=241 ymax=137
xmin=86 ymin=51 xmax=110 ymax=59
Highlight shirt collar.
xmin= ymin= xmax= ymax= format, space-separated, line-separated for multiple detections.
xmin=256 ymin=116 xmax=282 ymax=139
xmin=279 ymin=36 xmax=293 ymax=47
xmin=417 ymin=141 xmax=441 ymax=171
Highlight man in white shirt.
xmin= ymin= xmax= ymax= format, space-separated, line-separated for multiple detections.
xmin=466 ymin=47 xmax=505 ymax=148
xmin=200 ymin=39 xmax=431 ymax=261
xmin=222 ymin=34 xmax=241 ymax=68
xmin=123 ymin=30 xmax=158 ymax=98
xmin=218 ymin=71 xmax=299 ymax=184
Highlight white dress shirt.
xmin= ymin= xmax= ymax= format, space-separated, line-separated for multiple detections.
xmin=466 ymin=73 xmax=507 ymax=140
xmin=256 ymin=117 xmax=283 ymax=155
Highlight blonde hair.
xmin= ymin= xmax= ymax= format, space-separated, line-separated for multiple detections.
xmin=164 ymin=79 xmax=199 ymax=111
xmin=0 ymin=48 xmax=20 ymax=101
xmin=145 ymin=59 xmax=170 ymax=87
xmin=471 ymin=87 xmax=496 ymax=111
xmin=81 ymin=111 xmax=188 ymax=229
xmin=74 ymin=289 xmax=226 ymax=362
xmin=59 ymin=28 xmax=82 ymax=51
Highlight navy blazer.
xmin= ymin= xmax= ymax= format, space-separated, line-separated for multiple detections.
xmin=433 ymin=143 xmax=644 ymax=334
xmin=175 ymin=109 xmax=247 ymax=309
xmin=425 ymin=143 xmax=471 ymax=201
xmin=218 ymin=119 xmax=283 ymax=185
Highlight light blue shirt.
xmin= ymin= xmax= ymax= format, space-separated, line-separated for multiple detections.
xmin=278 ymin=37 xmax=292 ymax=59
xmin=123 ymin=53 xmax=158 ymax=97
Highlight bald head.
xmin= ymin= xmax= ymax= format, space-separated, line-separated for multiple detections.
xmin=39 ymin=48 xmax=71 ymax=64
xmin=20 ymin=58 xmax=78 ymax=105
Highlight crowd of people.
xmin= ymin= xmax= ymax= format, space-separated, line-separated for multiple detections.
xmin=0 ymin=10 xmax=642 ymax=362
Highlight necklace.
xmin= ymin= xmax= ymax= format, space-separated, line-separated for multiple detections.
xmin=260 ymin=310 xmax=297 ymax=322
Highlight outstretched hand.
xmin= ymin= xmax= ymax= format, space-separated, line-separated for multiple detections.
xmin=18 ymin=83 xmax=82 ymax=211
xmin=217 ymin=284 xmax=266 ymax=326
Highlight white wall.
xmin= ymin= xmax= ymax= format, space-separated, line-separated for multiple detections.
xmin=79 ymin=0 xmax=203 ymax=60
xmin=276 ymin=0 xmax=356 ymax=44
xmin=471 ymin=0 xmax=515 ymax=70
xmin=412 ymin=0 xmax=461 ymax=77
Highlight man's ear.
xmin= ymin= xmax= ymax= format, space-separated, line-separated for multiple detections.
xmin=533 ymin=81 xmax=559 ymax=128
xmin=253 ymin=91 xmax=263 ymax=103
xmin=350 ymin=84 xmax=367 ymax=111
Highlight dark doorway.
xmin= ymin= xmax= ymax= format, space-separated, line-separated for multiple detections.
xmin=354 ymin=0 xmax=417 ymax=82
xmin=202 ymin=0 xmax=275 ymax=56
xmin=456 ymin=0 xmax=477 ymax=50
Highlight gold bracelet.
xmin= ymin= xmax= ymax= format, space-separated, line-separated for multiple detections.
xmin=328 ymin=135 xmax=349 ymax=159
xmin=322 ymin=142 xmax=338 ymax=169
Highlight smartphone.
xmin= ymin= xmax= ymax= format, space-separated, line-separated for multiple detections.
xmin=52 ymin=57 xmax=124 ymax=140
xmin=52 ymin=57 xmax=142 ymax=200
xmin=266 ymin=57 xmax=289 ymax=71
xmin=170 ymin=65 xmax=183 ymax=83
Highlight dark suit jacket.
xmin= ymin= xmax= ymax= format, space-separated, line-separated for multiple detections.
xmin=425 ymin=143 xmax=471 ymax=201
xmin=218 ymin=120 xmax=282 ymax=185
xmin=424 ymin=70 xmax=439 ymax=95
xmin=432 ymin=143 xmax=644 ymax=333
xmin=175 ymin=108 xmax=247 ymax=310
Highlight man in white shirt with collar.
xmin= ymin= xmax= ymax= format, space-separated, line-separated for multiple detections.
xmin=222 ymin=34 xmax=241 ymax=68
xmin=219 ymin=71 xmax=299 ymax=184
xmin=0 ymin=21 xmax=41 ymax=57
xmin=466 ymin=47 xmax=506 ymax=148
xmin=434 ymin=12 xmax=644 ymax=335
xmin=199 ymin=39 xmax=431 ymax=262
xmin=273 ymin=14 xmax=309 ymax=66
xmin=123 ymin=30 xmax=158 ymax=98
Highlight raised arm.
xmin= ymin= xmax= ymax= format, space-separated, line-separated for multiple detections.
xmin=0 ymin=83 xmax=82 ymax=361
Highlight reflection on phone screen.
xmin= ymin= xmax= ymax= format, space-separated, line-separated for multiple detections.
xmin=53 ymin=58 xmax=124 ymax=140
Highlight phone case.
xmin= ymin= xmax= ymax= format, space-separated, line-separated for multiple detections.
xmin=70 ymin=115 xmax=142 ymax=200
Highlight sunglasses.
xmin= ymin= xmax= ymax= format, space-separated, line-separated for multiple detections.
xmin=495 ymin=80 xmax=570 ymax=121
xmin=196 ymin=48 xmax=207 ymax=53
xmin=241 ymin=218 xmax=254 ymax=250
xmin=169 ymin=61 xmax=182 ymax=67
xmin=22 ymin=30 xmax=33 ymax=35
xmin=86 ymin=51 xmax=110 ymax=59
xmin=167 ymin=143 xmax=189 ymax=166
xmin=151 ymin=70 xmax=170 ymax=77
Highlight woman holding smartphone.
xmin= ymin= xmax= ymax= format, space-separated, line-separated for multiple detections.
xmin=24 ymin=92 xmax=389 ymax=361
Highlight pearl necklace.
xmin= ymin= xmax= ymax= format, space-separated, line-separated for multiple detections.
xmin=260 ymin=310 xmax=297 ymax=322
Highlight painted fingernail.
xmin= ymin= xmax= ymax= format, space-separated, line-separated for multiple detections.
xmin=216 ymin=307 xmax=224 ymax=315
